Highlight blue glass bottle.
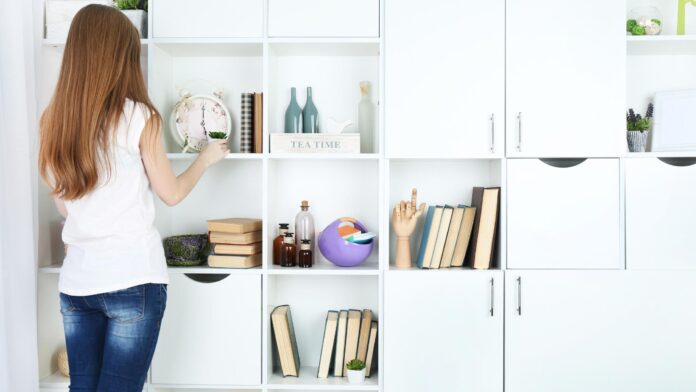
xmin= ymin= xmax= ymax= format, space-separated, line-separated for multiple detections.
xmin=284 ymin=87 xmax=302 ymax=133
xmin=302 ymin=87 xmax=318 ymax=133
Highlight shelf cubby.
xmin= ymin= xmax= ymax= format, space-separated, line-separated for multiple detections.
xmin=149 ymin=42 xmax=263 ymax=154
xmin=266 ymin=275 xmax=379 ymax=389
xmin=388 ymin=159 xmax=504 ymax=269
xmin=155 ymin=159 xmax=263 ymax=239
xmin=266 ymin=159 xmax=380 ymax=270
xmin=267 ymin=42 xmax=380 ymax=154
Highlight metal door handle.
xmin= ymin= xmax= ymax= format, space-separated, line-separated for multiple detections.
xmin=516 ymin=112 xmax=522 ymax=152
xmin=516 ymin=276 xmax=522 ymax=315
xmin=489 ymin=114 xmax=495 ymax=153
xmin=489 ymin=277 xmax=495 ymax=316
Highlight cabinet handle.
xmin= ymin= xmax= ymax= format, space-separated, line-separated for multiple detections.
xmin=489 ymin=277 xmax=495 ymax=317
xmin=489 ymin=113 xmax=495 ymax=153
xmin=516 ymin=276 xmax=522 ymax=316
xmin=516 ymin=112 xmax=522 ymax=152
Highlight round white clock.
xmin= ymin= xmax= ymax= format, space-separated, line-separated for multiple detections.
xmin=170 ymin=90 xmax=232 ymax=153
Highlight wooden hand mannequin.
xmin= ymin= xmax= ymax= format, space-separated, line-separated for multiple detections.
xmin=392 ymin=188 xmax=427 ymax=268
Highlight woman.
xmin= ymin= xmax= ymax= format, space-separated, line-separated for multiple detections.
xmin=38 ymin=5 xmax=228 ymax=391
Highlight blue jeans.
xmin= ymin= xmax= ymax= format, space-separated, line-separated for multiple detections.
xmin=59 ymin=283 xmax=167 ymax=392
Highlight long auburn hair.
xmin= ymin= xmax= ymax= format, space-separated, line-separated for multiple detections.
xmin=39 ymin=4 xmax=160 ymax=200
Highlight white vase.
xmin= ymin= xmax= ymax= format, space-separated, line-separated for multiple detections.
xmin=121 ymin=10 xmax=147 ymax=38
xmin=347 ymin=369 xmax=365 ymax=384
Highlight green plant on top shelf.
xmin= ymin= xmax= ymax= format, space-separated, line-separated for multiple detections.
xmin=208 ymin=131 xmax=228 ymax=139
xmin=346 ymin=359 xmax=366 ymax=371
xmin=115 ymin=0 xmax=147 ymax=11
xmin=626 ymin=103 xmax=654 ymax=133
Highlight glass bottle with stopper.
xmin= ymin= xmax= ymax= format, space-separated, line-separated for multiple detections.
xmin=279 ymin=232 xmax=297 ymax=267
xmin=298 ymin=239 xmax=313 ymax=268
xmin=273 ymin=223 xmax=290 ymax=265
xmin=358 ymin=81 xmax=374 ymax=153
xmin=295 ymin=200 xmax=315 ymax=253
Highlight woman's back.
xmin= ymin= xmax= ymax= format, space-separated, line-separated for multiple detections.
xmin=60 ymin=99 xmax=168 ymax=296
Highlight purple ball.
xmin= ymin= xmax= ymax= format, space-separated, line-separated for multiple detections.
xmin=318 ymin=218 xmax=374 ymax=267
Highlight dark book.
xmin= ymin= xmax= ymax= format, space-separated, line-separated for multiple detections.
xmin=241 ymin=93 xmax=253 ymax=153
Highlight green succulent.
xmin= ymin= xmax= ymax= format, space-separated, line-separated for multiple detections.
xmin=627 ymin=104 xmax=654 ymax=132
xmin=631 ymin=25 xmax=646 ymax=35
xmin=626 ymin=19 xmax=638 ymax=32
xmin=652 ymin=18 xmax=662 ymax=26
xmin=346 ymin=359 xmax=366 ymax=371
xmin=115 ymin=0 xmax=140 ymax=10
xmin=208 ymin=131 xmax=228 ymax=139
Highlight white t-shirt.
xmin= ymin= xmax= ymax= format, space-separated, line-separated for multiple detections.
xmin=59 ymin=99 xmax=169 ymax=296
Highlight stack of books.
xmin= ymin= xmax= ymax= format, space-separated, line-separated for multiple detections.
xmin=317 ymin=309 xmax=377 ymax=379
xmin=207 ymin=218 xmax=262 ymax=268
xmin=416 ymin=186 xmax=500 ymax=270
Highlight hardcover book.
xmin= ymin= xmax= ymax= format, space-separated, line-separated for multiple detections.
xmin=207 ymin=218 xmax=262 ymax=234
xmin=271 ymin=305 xmax=301 ymax=377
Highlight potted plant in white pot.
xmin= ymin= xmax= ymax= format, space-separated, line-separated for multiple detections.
xmin=207 ymin=130 xmax=229 ymax=144
xmin=115 ymin=0 xmax=147 ymax=37
xmin=626 ymin=103 xmax=653 ymax=152
xmin=346 ymin=359 xmax=366 ymax=384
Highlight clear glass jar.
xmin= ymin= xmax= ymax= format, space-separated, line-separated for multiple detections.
xmin=627 ymin=6 xmax=662 ymax=35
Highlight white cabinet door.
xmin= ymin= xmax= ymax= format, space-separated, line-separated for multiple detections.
xmin=385 ymin=0 xmax=504 ymax=158
xmin=506 ymin=0 xmax=624 ymax=157
xmin=385 ymin=271 xmax=503 ymax=392
xmin=626 ymin=158 xmax=696 ymax=269
xmin=507 ymin=159 xmax=620 ymax=269
xmin=268 ymin=0 xmax=379 ymax=37
xmin=506 ymin=271 xmax=696 ymax=392
xmin=151 ymin=273 xmax=261 ymax=385
xmin=153 ymin=0 xmax=263 ymax=38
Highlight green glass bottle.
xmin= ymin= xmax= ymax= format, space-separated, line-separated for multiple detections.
xmin=284 ymin=87 xmax=302 ymax=133
xmin=302 ymin=87 xmax=318 ymax=133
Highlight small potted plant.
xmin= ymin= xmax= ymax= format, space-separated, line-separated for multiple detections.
xmin=207 ymin=130 xmax=229 ymax=144
xmin=626 ymin=103 xmax=653 ymax=152
xmin=346 ymin=359 xmax=366 ymax=384
xmin=115 ymin=0 xmax=147 ymax=38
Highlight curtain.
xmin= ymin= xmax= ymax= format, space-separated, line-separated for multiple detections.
xmin=0 ymin=0 xmax=41 ymax=390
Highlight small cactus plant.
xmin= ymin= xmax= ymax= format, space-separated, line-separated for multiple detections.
xmin=346 ymin=359 xmax=366 ymax=371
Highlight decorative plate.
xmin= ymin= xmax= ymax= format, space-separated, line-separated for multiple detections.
xmin=170 ymin=89 xmax=232 ymax=152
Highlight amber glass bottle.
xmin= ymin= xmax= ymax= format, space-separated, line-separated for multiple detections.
xmin=279 ymin=232 xmax=297 ymax=267
xmin=272 ymin=223 xmax=290 ymax=265
xmin=298 ymin=239 xmax=313 ymax=268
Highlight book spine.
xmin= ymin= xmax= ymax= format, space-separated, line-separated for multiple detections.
xmin=241 ymin=93 xmax=253 ymax=153
xmin=254 ymin=93 xmax=263 ymax=153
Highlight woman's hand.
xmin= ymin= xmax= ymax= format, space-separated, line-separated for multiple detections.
xmin=197 ymin=140 xmax=229 ymax=168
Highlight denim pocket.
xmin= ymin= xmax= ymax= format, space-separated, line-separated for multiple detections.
xmin=58 ymin=293 xmax=76 ymax=314
xmin=102 ymin=285 xmax=145 ymax=323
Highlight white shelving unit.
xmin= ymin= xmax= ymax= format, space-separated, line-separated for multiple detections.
xmin=35 ymin=0 xmax=696 ymax=391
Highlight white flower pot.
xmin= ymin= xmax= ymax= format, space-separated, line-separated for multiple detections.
xmin=347 ymin=369 xmax=365 ymax=384
xmin=121 ymin=9 xmax=147 ymax=38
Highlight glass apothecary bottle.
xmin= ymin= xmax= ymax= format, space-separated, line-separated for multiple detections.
xmin=298 ymin=239 xmax=313 ymax=268
xmin=279 ymin=232 xmax=297 ymax=267
xmin=295 ymin=200 xmax=315 ymax=253
xmin=273 ymin=223 xmax=290 ymax=265
xmin=358 ymin=81 xmax=374 ymax=153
